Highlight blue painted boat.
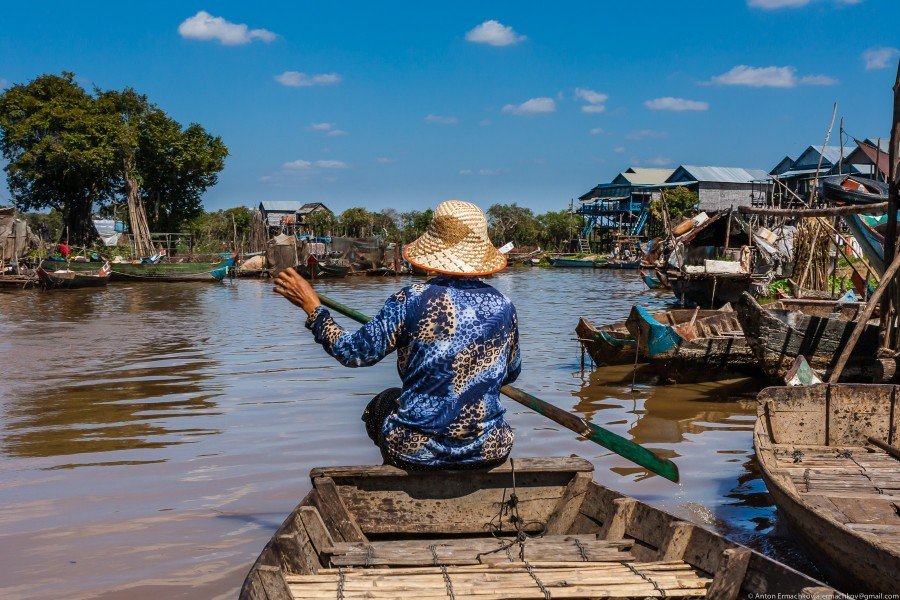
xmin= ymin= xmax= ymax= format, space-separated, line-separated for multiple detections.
xmin=624 ymin=304 xmax=758 ymax=383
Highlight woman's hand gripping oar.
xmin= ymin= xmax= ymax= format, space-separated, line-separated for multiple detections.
xmin=311 ymin=291 xmax=680 ymax=483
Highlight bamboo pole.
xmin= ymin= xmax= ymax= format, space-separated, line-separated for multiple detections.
xmin=881 ymin=61 xmax=900 ymax=352
xmin=738 ymin=202 xmax=888 ymax=217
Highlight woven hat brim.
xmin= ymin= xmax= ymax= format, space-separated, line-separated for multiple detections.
xmin=403 ymin=240 xmax=507 ymax=277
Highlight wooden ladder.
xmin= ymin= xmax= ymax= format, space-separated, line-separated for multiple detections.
xmin=577 ymin=237 xmax=591 ymax=253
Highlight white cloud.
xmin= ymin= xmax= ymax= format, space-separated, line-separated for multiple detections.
xmin=863 ymin=47 xmax=900 ymax=70
xmin=314 ymin=160 xmax=347 ymax=169
xmin=645 ymin=97 xmax=709 ymax=111
xmin=275 ymin=71 xmax=342 ymax=87
xmin=178 ymin=11 xmax=276 ymax=45
xmin=459 ymin=169 xmax=473 ymax=175
xmin=284 ymin=159 xmax=347 ymax=170
xmin=627 ymin=129 xmax=669 ymax=140
xmin=425 ymin=114 xmax=458 ymax=125
xmin=799 ymin=74 xmax=838 ymax=85
xmin=613 ymin=147 xmax=626 ymax=153
xmin=645 ymin=157 xmax=673 ymax=166
xmin=575 ymin=88 xmax=608 ymax=105
xmin=310 ymin=122 xmax=333 ymax=131
xmin=712 ymin=65 xmax=798 ymax=87
xmin=502 ymin=97 xmax=556 ymax=116
xmin=376 ymin=157 xmax=394 ymax=164
xmin=327 ymin=129 xmax=348 ymax=136
xmin=284 ymin=160 xmax=313 ymax=169
xmin=748 ymin=0 xmax=861 ymax=8
xmin=0 ymin=78 xmax=8 ymax=90
xmin=465 ymin=20 xmax=525 ymax=46
xmin=589 ymin=127 xmax=604 ymax=135
xmin=479 ymin=119 xmax=492 ymax=127
xmin=575 ymin=88 xmax=608 ymax=113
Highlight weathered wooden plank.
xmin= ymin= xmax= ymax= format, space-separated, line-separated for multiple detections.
xmin=310 ymin=456 xmax=594 ymax=480
xmin=599 ymin=497 xmax=637 ymax=540
xmin=312 ymin=476 xmax=367 ymax=543
xmin=657 ymin=521 xmax=697 ymax=561
xmin=707 ymin=547 xmax=751 ymax=600
xmin=544 ymin=471 xmax=592 ymax=535
xmin=255 ymin=565 xmax=293 ymax=600
xmin=298 ymin=506 xmax=335 ymax=559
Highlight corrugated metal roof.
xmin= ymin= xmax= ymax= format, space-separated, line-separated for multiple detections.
xmin=775 ymin=168 xmax=824 ymax=178
xmin=671 ymin=166 xmax=769 ymax=183
xmin=617 ymin=167 xmax=674 ymax=185
xmin=260 ymin=200 xmax=306 ymax=212
xmin=793 ymin=145 xmax=854 ymax=169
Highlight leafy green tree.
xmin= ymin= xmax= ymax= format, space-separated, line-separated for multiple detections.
xmin=307 ymin=209 xmax=337 ymax=236
xmin=537 ymin=209 xmax=581 ymax=250
xmin=0 ymin=73 xmax=120 ymax=243
xmin=0 ymin=73 xmax=227 ymax=245
xmin=399 ymin=209 xmax=433 ymax=242
xmin=339 ymin=207 xmax=374 ymax=237
xmin=487 ymin=203 xmax=540 ymax=246
xmin=26 ymin=209 xmax=64 ymax=242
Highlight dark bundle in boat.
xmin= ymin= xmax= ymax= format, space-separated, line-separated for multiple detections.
xmin=624 ymin=305 xmax=758 ymax=383
xmin=577 ymin=309 xmax=720 ymax=367
xmin=241 ymin=456 xmax=840 ymax=599
xmin=736 ymin=293 xmax=879 ymax=382
xmin=755 ymin=384 xmax=900 ymax=593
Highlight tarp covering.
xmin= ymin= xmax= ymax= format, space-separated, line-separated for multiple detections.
xmin=92 ymin=218 xmax=124 ymax=247
xmin=0 ymin=207 xmax=37 ymax=264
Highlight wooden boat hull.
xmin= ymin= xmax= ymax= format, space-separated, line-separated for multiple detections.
xmin=37 ymin=267 xmax=110 ymax=289
xmin=755 ymin=385 xmax=900 ymax=593
xmin=640 ymin=268 xmax=667 ymax=290
xmin=241 ymin=456 xmax=840 ymax=599
xmin=549 ymin=257 xmax=597 ymax=268
xmin=577 ymin=317 xmax=638 ymax=366
xmin=671 ymin=273 xmax=750 ymax=308
xmin=735 ymin=293 xmax=878 ymax=382
xmin=598 ymin=260 xmax=641 ymax=270
xmin=47 ymin=257 xmax=235 ymax=282
xmin=577 ymin=308 xmax=734 ymax=370
xmin=624 ymin=305 xmax=758 ymax=383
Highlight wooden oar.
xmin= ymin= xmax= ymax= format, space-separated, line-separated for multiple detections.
xmin=316 ymin=293 xmax=680 ymax=483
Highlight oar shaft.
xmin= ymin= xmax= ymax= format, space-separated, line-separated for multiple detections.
xmin=315 ymin=293 xmax=679 ymax=482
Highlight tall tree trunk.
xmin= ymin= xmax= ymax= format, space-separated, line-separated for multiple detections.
xmin=61 ymin=195 xmax=95 ymax=246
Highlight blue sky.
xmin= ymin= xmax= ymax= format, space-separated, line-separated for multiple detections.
xmin=1 ymin=1 xmax=898 ymax=214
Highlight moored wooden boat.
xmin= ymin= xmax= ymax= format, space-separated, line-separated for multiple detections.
xmin=37 ymin=262 xmax=111 ymax=289
xmin=598 ymin=259 xmax=641 ymax=270
xmin=640 ymin=268 xmax=668 ymax=290
xmin=49 ymin=256 xmax=236 ymax=282
xmin=577 ymin=308 xmax=725 ymax=368
xmin=241 ymin=456 xmax=841 ymax=599
xmin=625 ymin=305 xmax=758 ymax=383
xmin=549 ymin=255 xmax=600 ymax=268
xmin=735 ymin=293 xmax=878 ymax=382
xmin=754 ymin=384 xmax=900 ymax=593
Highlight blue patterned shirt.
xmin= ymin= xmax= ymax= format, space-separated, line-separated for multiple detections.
xmin=306 ymin=276 xmax=520 ymax=467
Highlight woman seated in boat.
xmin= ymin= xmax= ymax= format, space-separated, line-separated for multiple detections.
xmin=274 ymin=200 xmax=520 ymax=471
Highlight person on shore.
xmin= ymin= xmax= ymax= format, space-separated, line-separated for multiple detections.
xmin=274 ymin=200 xmax=520 ymax=470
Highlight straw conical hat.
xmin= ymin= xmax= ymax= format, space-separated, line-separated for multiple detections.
xmin=403 ymin=200 xmax=506 ymax=276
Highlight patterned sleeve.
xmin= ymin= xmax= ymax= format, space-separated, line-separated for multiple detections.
xmin=305 ymin=290 xmax=407 ymax=367
xmin=503 ymin=305 xmax=522 ymax=385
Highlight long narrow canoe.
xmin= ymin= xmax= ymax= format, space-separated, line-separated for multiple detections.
xmin=549 ymin=256 xmax=600 ymax=268
xmin=241 ymin=456 xmax=841 ymax=599
xmin=37 ymin=262 xmax=110 ymax=290
xmin=624 ymin=305 xmax=759 ymax=383
xmin=577 ymin=309 xmax=721 ymax=367
xmin=44 ymin=256 xmax=236 ymax=282
xmin=735 ymin=293 xmax=878 ymax=382
xmin=755 ymin=384 xmax=900 ymax=593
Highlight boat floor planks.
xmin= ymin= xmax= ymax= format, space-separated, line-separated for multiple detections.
xmin=755 ymin=384 xmax=900 ymax=593
xmin=240 ymin=456 xmax=842 ymax=599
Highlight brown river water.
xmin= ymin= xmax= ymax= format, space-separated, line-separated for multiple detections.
xmin=0 ymin=268 xmax=821 ymax=599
